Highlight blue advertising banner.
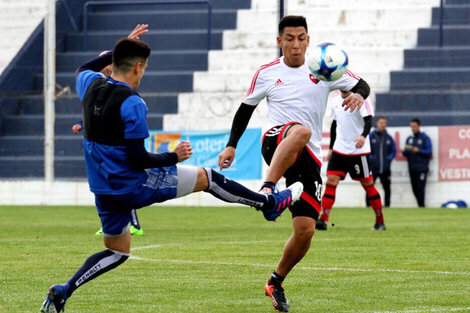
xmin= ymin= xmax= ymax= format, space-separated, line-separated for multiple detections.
xmin=145 ymin=128 xmax=262 ymax=180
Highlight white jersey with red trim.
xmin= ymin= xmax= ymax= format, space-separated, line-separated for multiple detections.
xmin=330 ymin=92 xmax=374 ymax=155
xmin=243 ymin=56 xmax=360 ymax=163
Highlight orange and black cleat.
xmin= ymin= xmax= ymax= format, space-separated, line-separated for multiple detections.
xmin=264 ymin=279 xmax=290 ymax=312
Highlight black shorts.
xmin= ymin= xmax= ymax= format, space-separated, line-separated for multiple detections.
xmin=327 ymin=151 xmax=373 ymax=181
xmin=262 ymin=122 xmax=322 ymax=220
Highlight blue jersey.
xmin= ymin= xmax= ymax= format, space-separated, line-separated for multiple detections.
xmin=403 ymin=131 xmax=432 ymax=173
xmin=76 ymin=70 xmax=150 ymax=194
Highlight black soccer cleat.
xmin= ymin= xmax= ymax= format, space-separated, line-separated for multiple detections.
xmin=265 ymin=280 xmax=290 ymax=312
xmin=316 ymin=218 xmax=328 ymax=231
xmin=372 ymin=223 xmax=386 ymax=231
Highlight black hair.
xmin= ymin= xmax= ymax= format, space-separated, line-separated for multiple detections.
xmin=376 ymin=116 xmax=387 ymax=121
xmin=411 ymin=118 xmax=421 ymax=125
xmin=278 ymin=15 xmax=308 ymax=35
xmin=112 ymin=38 xmax=151 ymax=73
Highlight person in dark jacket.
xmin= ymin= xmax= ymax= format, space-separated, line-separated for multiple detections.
xmin=402 ymin=119 xmax=432 ymax=207
xmin=367 ymin=116 xmax=396 ymax=207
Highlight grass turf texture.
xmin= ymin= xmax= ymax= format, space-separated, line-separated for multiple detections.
xmin=1 ymin=205 xmax=469 ymax=313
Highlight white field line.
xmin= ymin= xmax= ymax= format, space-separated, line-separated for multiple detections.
xmin=131 ymin=243 xmax=180 ymax=251
xmin=373 ymin=306 xmax=470 ymax=313
xmin=129 ymin=252 xmax=470 ymax=276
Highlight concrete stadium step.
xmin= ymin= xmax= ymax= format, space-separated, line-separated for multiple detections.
xmin=432 ymin=5 xmax=470 ymax=25
xmin=288 ymin=0 xmax=440 ymax=8
xmin=376 ymin=90 xmax=470 ymax=112
xmin=389 ymin=68 xmax=470 ymax=90
xmin=86 ymin=9 xmax=238 ymax=31
xmin=418 ymin=26 xmax=470 ymax=46
xmin=88 ymin=0 xmax=250 ymax=12
xmin=0 ymin=156 xmax=86 ymax=178
xmin=208 ymin=48 xmax=404 ymax=73
xmin=35 ymin=72 xmax=193 ymax=93
xmin=223 ymin=28 xmax=420 ymax=50
xmin=13 ymin=93 xmax=178 ymax=115
xmin=375 ymin=110 xmax=470 ymax=127
xmin=56 ymin=50 xmax=208 ymax=72
xmin=65 ymin=30 xmax=223 ymax=51
xmin=1 ymin=114 xmax=163 ymax=135
xmin=446 ymin=0 xmax=470 ymax=4
xmin=237 ymin=7 xmax=434 ymax=30
xmin=404 ymin=47 xmax=470 ymax=67
xmin=193 ymin=71 xmax=390 ymax=93
xmin=0 ymin=136 xmax=83 ymax=156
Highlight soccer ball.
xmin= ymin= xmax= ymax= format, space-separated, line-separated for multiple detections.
xmin=307 ymin=42 xmax=348 ymax=81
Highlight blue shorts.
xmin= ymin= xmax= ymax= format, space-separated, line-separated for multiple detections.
xmin=95 ymin=165 xmax=197 ymax=236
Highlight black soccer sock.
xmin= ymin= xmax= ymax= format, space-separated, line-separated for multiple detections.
xmin=269 ymin=271 xmax=285 ymax=286
xmin=65 ymin=249 xmax=129 ymax=297
xmin=260 ymin=181 xmax=276 ymax=192
xmin=130 ymin=209 xmax=141 ymax=229
xmin=204 ymin=168 xmax=273 ymax=209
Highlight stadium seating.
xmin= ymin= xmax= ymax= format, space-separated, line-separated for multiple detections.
xmin=164 ymin=0 xmax=441 ymax=132
xmin=1 ymin=0 xmax=466 ymax=179
xmin=376 ymin=0 xmax=470 ymax=126
xmin=0 ymin=0 xmax=250 ymax=178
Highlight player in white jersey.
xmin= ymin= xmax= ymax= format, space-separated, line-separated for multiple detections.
xmin=218 ymin=16 xmax=370 ymax=312
xmin=316 ymin=91 xmax=386 ymax=231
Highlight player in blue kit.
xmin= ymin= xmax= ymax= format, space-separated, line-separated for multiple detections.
xmin=39 ymin=25 xmax=303 ymax=313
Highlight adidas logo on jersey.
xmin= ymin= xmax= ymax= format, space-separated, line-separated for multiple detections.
xmin=274 ymin=79 xmax=283 ymax=86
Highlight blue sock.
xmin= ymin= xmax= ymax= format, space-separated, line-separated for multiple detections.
xmin=66 ymin=249 xmax=129 ymax=297
xmin=204 ymin=168 xmax=273 ymax=209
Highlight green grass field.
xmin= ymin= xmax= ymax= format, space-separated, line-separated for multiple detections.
xmin=1 ymin=205 xmax=469 ymax=313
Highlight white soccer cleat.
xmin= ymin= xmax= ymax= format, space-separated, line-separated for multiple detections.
xmin=287 ymin=182 xmax=303 ymax=204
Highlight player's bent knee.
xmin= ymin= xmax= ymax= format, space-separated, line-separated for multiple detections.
xmin=192 ymin=167 xmax=209 ymax=192
xmin=290 ymin=125 xmax=312 ymax=144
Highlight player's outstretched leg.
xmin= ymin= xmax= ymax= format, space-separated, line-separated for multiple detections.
xmin=203 ymin=168 xmax=303 ymax=221
xmin=39 ymin=249 xmax=129 ymax=312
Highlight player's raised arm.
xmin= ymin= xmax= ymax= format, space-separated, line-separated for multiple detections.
xmin=218 ymin=103 xmax=256 ymax=170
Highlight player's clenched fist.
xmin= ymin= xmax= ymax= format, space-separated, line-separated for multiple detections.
xmin=174 ymin=141 xmax=193 ymax=162
xmin=218 ymin=146 xmax=235 ymax=170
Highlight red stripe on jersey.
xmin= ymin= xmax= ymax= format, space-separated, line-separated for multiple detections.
xmin=305 ymin=146 xmax=322 ymax=167
xmin=326 ymin=170 xmax=347 ymax=178
xmin=245 ymin=58 xmax=281 ymax=97
xmin=345 ymin=70 xmax=361 ymax=81
xmin=300 ymin=192 xmax=321 ymax=214
xmin=364 ymin=98 xmax=373 ymax=116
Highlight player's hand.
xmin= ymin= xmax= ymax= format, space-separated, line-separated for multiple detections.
xmin=412 ymin=146 xmax=419 ymax=153
xmin=128 ymin=24 xmax=149 ymax=40
xmin=218 ymin=146 xmax=235 ymax=170
xmin=354 ymin=135 xmax=365 ymax=148
xmin=342 ymin=93 xmax=364 ymax=112
xmin=72 ymin=124 xmax=82 ymax=134
xmin=173 ymin=141 xmax=193 ymax=162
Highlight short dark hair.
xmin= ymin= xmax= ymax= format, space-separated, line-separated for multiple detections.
xmin=112 ymin=38 xmax=151 ymax=73
xmin=376 ymin=116 xmax=387 ymax=122
xmin=278 ymin=15 xmax=308 ymax=35
xmin=411 ymin=118 xmax=421 ymax=125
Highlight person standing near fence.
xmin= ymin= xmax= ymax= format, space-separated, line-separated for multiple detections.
xmin=367 ymin=116 xmax=396 ymax=207
xmin=403 ymin=118 xmax=432 ymax=207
